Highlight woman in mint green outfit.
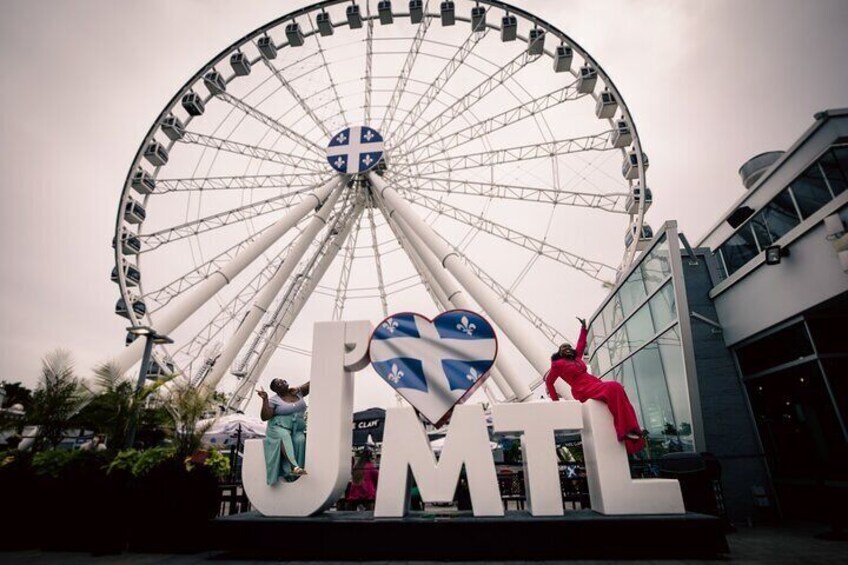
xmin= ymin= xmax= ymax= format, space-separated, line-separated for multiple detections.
xmin=257 ymin=378 xmax=310 ymax=484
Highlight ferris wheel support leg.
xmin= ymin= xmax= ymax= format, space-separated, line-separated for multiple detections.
xmin=376 ymin=198 xmax=513 ymax=402
xmin=227 ymin=201 xmax=364 ymax=413
xmin=370 ymin=172 xmax=571 ymax=401
xmin=111 ymin=176 xmax=346 ymax=374
xmin=201 ymin=183 xmax=346 ymax=393
xmin=389 ymin=212 xmax=527 ymax=402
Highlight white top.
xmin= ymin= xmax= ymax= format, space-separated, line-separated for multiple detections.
xmin=269 ymin=391 xmax=305 ymax=416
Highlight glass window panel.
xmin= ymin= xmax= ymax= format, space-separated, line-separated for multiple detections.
xmin=719 ymin=225 xmax=759 ymax=274
xmin=746 ymin=362 xmax=848 ymax=480
xmin=631 ymin=344 xmax=677 ymax=439
xmin=819 ymin=147 xmax=848 ymax=196
xmin=590 ymin=311 xmax=607 ymax=344
xmin=620 ymin=266 xmax=647 ymax=317
xmin=607 ymin=325 xmax=630 ymax=366
xmin=625 ymin=303 xmax=656 ymax=352
xmin=714 ymin=250 xmax=728 ymax=281
xmin=750 ymin=211 xmax=773 ymax=249
xmin=595 ymin=341 xmax=612 ymax=374
xmin=762 ymin=188 xmax=801 ymax=241
xmin=602 ymin=294 xmax=624 ymax=334
xmin=589 ymin=355 xmax=600 ymax=376
xmin=620 ymin=358 xmax=644 ymax=428
xmin=657 ymin=326 xmax=694 ymax=446
xmin=821 ymin=358 xmax=847 ymax=424
xmin=831 ymin=145 xmax=848 ymax=191
xmin=735 ymin=322 xmax=814 ymax=376
xmin=791 ymin=164 xmax=833 ymax=219
xmin=640 ymin=234 xmax=670 ymax=293
xmin=648 ymin=281 xmax=676 ymax=329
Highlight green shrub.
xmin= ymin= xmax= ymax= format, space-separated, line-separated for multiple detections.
xmin=32 ymin=449 xmax=75 ymax=478
xmin=132 ymin=446 xmax=176 ymax=477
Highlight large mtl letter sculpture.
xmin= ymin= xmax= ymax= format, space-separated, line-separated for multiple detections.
xmin=242 ymin=310 xmax=684 ymax=517
xmin=107 ymin=0 xmax=683 ymax=526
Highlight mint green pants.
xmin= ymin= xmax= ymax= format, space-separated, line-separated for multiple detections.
xmin=263 ymin=414 xmax=306 ymax=484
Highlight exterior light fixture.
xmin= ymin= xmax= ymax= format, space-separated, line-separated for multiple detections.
xmin=765 ymin=244 xmax=787 ymax=265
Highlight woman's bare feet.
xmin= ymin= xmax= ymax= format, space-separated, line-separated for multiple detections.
xmin=292 ymin=466 xmax=308 ymax=476
xmin=625 ymin=431 xmax=642 ymax=441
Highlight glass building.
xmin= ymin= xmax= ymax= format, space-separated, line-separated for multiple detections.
xmin=586 ymin=224 xmax=702 ymax=459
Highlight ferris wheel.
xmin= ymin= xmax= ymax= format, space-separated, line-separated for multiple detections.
xmin=111 ymin=0 xmax=652 ymax=412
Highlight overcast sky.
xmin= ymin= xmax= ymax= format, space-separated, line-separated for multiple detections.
xmin=1 ymin=0 xmax=846 ymax=408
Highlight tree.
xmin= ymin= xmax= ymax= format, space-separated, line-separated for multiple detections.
xmin=72 ymin=362 xmax=168 ymax=450
xmin=27 ymin=350 xmax=92 ymax=451
xmin=0 ymin=381 xmax=33 ymax=410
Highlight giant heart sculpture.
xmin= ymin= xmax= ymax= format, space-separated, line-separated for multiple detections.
xmin=369 ymin=310 xmax=498 ymax=427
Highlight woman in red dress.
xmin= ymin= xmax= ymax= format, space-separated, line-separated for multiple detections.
xmin=545 ymin=318 xmax=646 ymax=455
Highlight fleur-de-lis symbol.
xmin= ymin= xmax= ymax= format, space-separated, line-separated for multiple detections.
xmin=333 ymin=156 xmax=345 ymax=168
xmin=456 ymin=315 xmax=477 ymax=336
xmin=363 ymin=129 xmax=374 ymax=141
xmin=336 ymin=132 xmax=347 ymax=143
xmin=382 ymin=317 xmax=399 ymax=334
xmin=362 ymin=154 xmax=374 ymax=167
xmin=466 ymin=367 xmax=479 ymax=382
xmin=388 ymin=363 xmax=404 ymax=384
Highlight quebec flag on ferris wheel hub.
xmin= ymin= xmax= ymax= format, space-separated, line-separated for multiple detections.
xmin=326 ymin=125 xmax=384 ymax=174
xmin=369 ymin=310 xmax=498 ymax=427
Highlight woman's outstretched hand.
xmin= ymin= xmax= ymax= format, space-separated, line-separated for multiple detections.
xmin=256 ymin=387 xmax=269 ymax=401
xmin=576 ymin=317 xmax=587 ymax=328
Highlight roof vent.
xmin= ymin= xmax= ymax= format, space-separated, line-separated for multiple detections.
xmin=738 ymin=151 xmax=784 ymax=190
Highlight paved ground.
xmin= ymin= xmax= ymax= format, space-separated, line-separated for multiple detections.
xmin=1 ymin=522 xmax=845 ymax=564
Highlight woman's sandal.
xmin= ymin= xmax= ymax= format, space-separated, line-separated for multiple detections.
xmin=625 ymin=432 xmax=642 ymax=441
xmin=292 ymin=466 xmax=308 ymax=476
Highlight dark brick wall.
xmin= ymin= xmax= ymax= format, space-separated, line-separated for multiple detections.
xmin=682 ymin=248 xmax=773 ymax=524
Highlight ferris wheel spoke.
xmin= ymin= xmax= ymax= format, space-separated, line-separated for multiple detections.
xmin=392 ymin=48 xmax=538 ymax=152
xmin=154 ymin=171 xmax=324 ymax=192
xmin=411 ymin=131 xmax=615 ymax=175
xmin=379 ymin=8 xmax=431 ymax=133
xmin=390 ymin=173 xmax=628 ymax=213
xmin=228 ymin=199 xmax=363 ymax=411
xmin=332 ymin=209 xmax=363 ymax=320
xmin=364 ymin=3 xmax=374 ymax=125
xmin=257 ymin=51 xmax=333 ymax=139
xmin=307 ymin=17 xmax=349 ymax=127
xmin=216 ymin=91 xmax=325 ymax=157
xmin=171 ymin=240 xmax=294 ymax=370
xmin=457 ymin=251 xmax=568 ymax=347
xmin=140 ymin=222 xmax=282 ymax=312
xmin=390 ymin=24 xmax=488 ymax=145
xmin=365 ymin=192 xmax=390 ymax=316
xmin=179 ymin=132 xmax=325 ymax=172
xmin=407 ymin=81 xmax=584 ymax=161
xmin=398 ymin=187 xmax=618 ymax=284
xmin=138 ymin=185 xmax=324 ymax=252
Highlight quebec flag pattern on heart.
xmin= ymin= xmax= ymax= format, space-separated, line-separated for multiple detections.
xmin=369 ymin=310 xmax=497 ymax=427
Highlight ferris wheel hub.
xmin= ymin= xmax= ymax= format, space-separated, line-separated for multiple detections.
xmin=326 ymin=125 xmax=385 ymax=175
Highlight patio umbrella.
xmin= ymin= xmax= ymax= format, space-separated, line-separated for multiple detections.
xmin=199 ymin=414 xmax=266 ymax=448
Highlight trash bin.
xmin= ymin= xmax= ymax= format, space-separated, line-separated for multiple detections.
xmin=659 ymin=452 xmax=719 ymax=516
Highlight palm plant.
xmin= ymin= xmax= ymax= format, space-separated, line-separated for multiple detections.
xmin=163 ymin=380 xmax=215 ymax=459
xmin=27 ymin=350 xmax=91 ymax=451
xmin=75 ymin=362 xmax=169 ymax=450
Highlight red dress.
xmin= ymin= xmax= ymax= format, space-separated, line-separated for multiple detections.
xmin=545 ymin=325 xmax=646 ymax=455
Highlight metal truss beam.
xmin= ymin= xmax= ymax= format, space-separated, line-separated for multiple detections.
xmin=399 ymin=188 xmax=618 ymax=285
xmin=216 ymin=91 xmax=325 ymax=157
xmin=155 ymin=172 xmax=325 ymax=193
xmin=394 ymin=49 xmax=537 ymax=152
xmin=391 ymin=173 xmax=628 ymax=213
xmin=389 ymin=25 xmax=488 ymax=146
xmin=179 ymin=132 xmax=325 ymax=172
xmin=138 ymin=185 xmax=321 ymax=252
xmin=412 ymin=131 xmax=615 ymax=175
xmin=408 ymin=81 xmax=585 ymax=161
xmin=380 ymin=4 xmax=431 ymax=133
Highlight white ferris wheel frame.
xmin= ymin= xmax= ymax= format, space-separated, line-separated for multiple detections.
xmin=111 ymin=0 xmax=650 ymax=411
